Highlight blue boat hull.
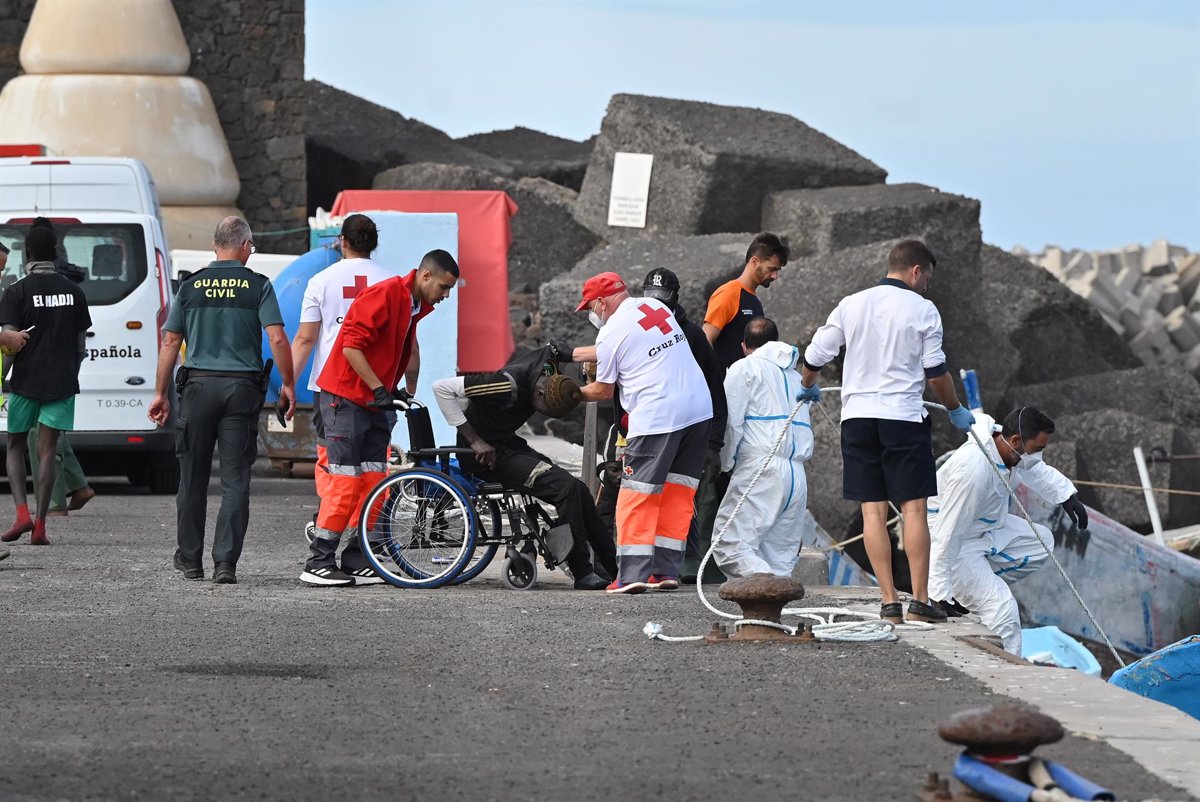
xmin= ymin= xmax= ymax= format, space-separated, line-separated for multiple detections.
xmin=1110 ymin=635 xmax=1200 ymax=720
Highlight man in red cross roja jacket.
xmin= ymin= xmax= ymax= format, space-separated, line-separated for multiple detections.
xmin=303 ymin=248 xmax=459 ymax=587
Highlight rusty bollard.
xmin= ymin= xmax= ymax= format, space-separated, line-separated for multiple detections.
xmin=916 ymin=704 xmax=1069 ymax=801
xmin=704 ymin=573 xmax=806 ymax=643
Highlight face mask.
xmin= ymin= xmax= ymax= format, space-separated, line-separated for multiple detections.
xmin=588 ymin=310 xmax=604 ymax=330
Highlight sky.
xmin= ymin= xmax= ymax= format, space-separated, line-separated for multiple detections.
xmin=305 ymin=0 xmax=1200 ymax=252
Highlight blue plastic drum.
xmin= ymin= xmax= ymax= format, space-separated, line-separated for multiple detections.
xmin=261 ymin=245 xmax=342 ymax=404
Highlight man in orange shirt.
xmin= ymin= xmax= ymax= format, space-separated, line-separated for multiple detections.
xmin=703 ymin=233 xmax=789 ymax=370
xmin=694 ymin=233 xmax=790 ymax=579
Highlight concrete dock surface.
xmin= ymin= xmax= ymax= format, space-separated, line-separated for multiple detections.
xmin=1 ymin=474 xmax=1196 ymax=802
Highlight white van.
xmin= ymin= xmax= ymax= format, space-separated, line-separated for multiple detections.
xmin=0 ymin=156 xmax=179 ymax=493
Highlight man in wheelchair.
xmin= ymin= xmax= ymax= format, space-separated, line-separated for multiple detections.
xmin=432 ymin=344 xmax=618 ymax=590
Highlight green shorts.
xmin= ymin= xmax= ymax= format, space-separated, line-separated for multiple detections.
xmin=5 ymin=393 xmax=75 ymax=434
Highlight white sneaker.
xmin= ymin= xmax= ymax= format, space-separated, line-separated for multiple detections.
xmin=299 ymin=566 xmax=354 ymax=586
xmin=344 ymin=566 xmax=386 ymax=586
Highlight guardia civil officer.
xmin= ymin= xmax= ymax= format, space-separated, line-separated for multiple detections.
xmin=149 ymin=217 xmax=296 ymax=585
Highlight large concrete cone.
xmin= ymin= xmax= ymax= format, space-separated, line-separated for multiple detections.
xmin=20 ymin=0 xmax=190 ymax=75
xmin=0 ymin=75 xmax=240 ymax=206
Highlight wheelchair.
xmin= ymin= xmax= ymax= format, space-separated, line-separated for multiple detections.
xmin=351 ymin=398 xmax=577 ymax=590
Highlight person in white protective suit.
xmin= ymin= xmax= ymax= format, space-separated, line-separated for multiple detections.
xmin=928 ymin=406 xmax=1089 ymax=655
xmin=712 ymin=318 xmax=813 ymax=577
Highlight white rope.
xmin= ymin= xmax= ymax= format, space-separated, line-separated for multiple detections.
xmin=645 ymin=386 xmax=926 ymax=644
xmin=644 ymin=384 xmax=1124 ymax=663
xmin=806 ymin=393 xmax=1123 ymax=662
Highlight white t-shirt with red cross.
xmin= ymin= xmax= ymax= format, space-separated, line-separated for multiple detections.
xmin=300 ymin=257 xmax=398 ymax=392
xmin=595 ymin=296 xmax=712 ymax=438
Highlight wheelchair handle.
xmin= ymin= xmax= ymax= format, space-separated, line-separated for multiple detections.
xmin=369 ymin=396 xmax=425 ymax=413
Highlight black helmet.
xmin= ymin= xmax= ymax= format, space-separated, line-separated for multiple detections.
xmin=642 ymin=267 xmax=680 ymax=308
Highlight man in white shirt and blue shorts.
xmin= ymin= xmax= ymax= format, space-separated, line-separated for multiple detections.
xmin=798 ymin=240 xmax=974 ymax=624
xmin=577 ymin=272 xmax=713 ymax=594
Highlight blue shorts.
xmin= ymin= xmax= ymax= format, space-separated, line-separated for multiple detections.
xmin=841 ymin=417 xmax=937 ymax=503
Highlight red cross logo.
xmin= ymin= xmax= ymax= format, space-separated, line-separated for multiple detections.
xmin=637 ymin=303 xmax=673 ymax=334
xmin=343 ymin=275 xmax=369 ymax=299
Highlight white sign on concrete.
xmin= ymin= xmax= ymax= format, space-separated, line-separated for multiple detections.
xmin=606 ymin=152 xmax=654 ymax=228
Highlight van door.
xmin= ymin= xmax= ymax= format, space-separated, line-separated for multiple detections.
xmin=0 ymin=162 xmax=52 ymax=213
xmin=0 ymin=218 xmax=161 ymax=431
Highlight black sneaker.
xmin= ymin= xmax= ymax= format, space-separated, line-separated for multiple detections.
xmin=935 ymin=599 xmax=968 ymax=618
xmin=173 ymin=549 xmax=204 ymax=580
xmin=343 ymin=566 xmax=385 ymax=586
xmin=573 ymin=572 xmax=608 ymax=591
xmin=212 ymin=562 xmax=237 ymax=585
xmin=906 ymin=599 xmax=949 ymax=623
xmin=880 ymin=602 xmax=904 ymax=624
xmin=300 ymin=566 xmax=354 ymax=587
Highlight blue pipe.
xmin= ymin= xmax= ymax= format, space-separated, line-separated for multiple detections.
xmin=954 ymin=754 xmax=1035 ymax=802
xmin=961 ymin=368 xmax=982 ymax=411
xmin=1043 ymin=760 xmax=1115 ymax=801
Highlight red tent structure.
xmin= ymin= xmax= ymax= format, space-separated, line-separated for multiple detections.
xmin=331 ymin=190 xmax=518 ymax=372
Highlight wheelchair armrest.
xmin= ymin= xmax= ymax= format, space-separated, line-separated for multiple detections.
xmin=408 ymin=447 xmax=471 ymax=459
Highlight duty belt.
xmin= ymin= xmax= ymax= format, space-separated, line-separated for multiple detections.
xmin=184 ymin=369 xmax=261 ymax=380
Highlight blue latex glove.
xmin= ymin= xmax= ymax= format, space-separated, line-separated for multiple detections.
xmin=948 ymin=404 xmax=975 ymax=432
xmin=796 ymin=383 xmax=821 ymax=404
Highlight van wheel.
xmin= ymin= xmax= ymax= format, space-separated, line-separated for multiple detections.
xmin=147 ymin=454 xmax=181 ymax=494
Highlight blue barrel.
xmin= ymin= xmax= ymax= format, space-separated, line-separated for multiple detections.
xmin=262 ymin=245 xmax=342 ymax=404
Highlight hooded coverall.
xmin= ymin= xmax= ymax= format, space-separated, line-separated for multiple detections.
xmin=712 ymin=341 xmax=813 ymax=577
xmin=927 ymin=414 xmax=1076 ymax=654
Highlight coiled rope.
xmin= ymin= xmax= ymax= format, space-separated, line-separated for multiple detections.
xmin=645 ymin=388 xmax=1124 ymax=667
xmin=644 ymin=387 xmax=931 ymax=644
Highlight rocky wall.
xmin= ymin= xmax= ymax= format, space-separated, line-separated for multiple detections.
xmin=173 ymin=0 xmax=307 ymax=252
xmin=0 ymin=0 xmax=35 ymax=89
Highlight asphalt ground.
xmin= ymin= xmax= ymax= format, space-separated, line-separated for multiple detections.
xmin=0 ymin=474 xmax=1193 ymax=802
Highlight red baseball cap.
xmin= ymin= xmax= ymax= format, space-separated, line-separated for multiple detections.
xmin=576 ymin=272 xmax=627 ymax=311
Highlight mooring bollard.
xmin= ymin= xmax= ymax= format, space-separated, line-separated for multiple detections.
xmin=917 ymin=704 xmax=1115 ymax=801
xmin=704 ymin=573 xmax=808 ymax=643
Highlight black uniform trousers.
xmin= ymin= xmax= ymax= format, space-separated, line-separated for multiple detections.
xmin=175 ymin=375 xmax=263 ymax=566
xmin=464 ymin=442 xmax=618 ymax=580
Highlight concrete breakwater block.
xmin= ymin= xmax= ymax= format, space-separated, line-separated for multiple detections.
xmin=1019 ymin=241 xmax=1200 ymax=378
xmin=373 ymin=162 xmax=600 ymax=293
xmin=760 ymin=182 xmax=981 ymax=261
xmin=978 ymin=245 xmax=1141 ymax=390
xmin=458 ymin=126 xmax=595 ymax=191
xmin=539 ymin=231 xmax=753 ymax=344
xmin=1003 ymin=366 xmax=1200 ymax=530
xmin=305 ymin=80 xmax=510 ymax=210
xmin=1045 ymin=410 xmax=1200 ymax=531
xmin=574 ymin=93 xmax=886 ymax=238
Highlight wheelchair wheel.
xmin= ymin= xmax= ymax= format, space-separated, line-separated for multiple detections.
xmin=358 ymin=468 xmax=475 ymax=588
xmin=501 ymin=550 xmax=538 ymax=591
xmin=451 ymin=498 xmax=502 ymax=585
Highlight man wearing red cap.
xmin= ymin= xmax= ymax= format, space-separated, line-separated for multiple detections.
xmin=577 ymin=272 xmax=713 ymax=593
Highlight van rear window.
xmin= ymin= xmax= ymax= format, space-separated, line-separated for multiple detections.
xmin=0 ymin=223 xmax=148 ymax=306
